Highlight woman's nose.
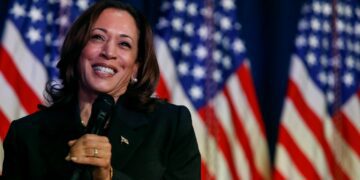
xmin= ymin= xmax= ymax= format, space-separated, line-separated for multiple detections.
xmin=101 ymin=41 xmax=116 ymax=60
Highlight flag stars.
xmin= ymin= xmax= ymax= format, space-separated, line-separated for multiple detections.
xmin=223 ymin=56 xmax=232 ymax=69
xmin=10 ymin=3 xmax=26 ymax=18
xmin=172 ymin=18 xmax=183 ymax=31
xmin=306 ymin=52 xmax=317 ymax=66
xmin=327 ymin=91 xmax=335 ymax=103
xmin=170 ymin=38 xmax=180 ymax=50
xmin=198 ymin=25 xmax=209 ymax=40
xmin=318 ymin=71 xmax=327 ymax=85
xmin=28 ymin=6 xmax=43 ymax=22
xmin=195 ymin=45 xmax=208 ymax=60
xmin=323 ymin=21 xmax=331 ymax=33
xmin=355 ymin=23 xmax=360 ymax=36
xmin=296 ymin=35 xmax=306 ymax=47
xmin=192 ymin=65 xmax=206 ymax=80
xmin=60 ymin=0 xmax=72 ymax=7
xmin=312 ymin=1 xmax=322 ymax=14
xmin=189 ymin=85 xmax=203 ymax=100
xmin=178 ymin=62 xmax=189 ymax=76
xmin=213 ymin=31 xmax=222 ymax=43
xmin=174 ymin=0 xmax=186 ymax=12
xmin=181 ymin=43 xmax=191 ymax=56
xmin=346 ymin=56 xmax=355 ymax=68
xmin=343 ymin=72 xmax=354 ymax=87
xmin=328 ymin=73 xmax=335 ymax=87
xmin=221 ymin=0 xmax=235 ymax=10
xmin=213 ymin=50 xmax=222 ymax=63
xmin=233 ymin=39 xmax=245 ymax=53
xmin=26 ymin=27 xmax=42 ymax=43
xmin=213 ymin=69 xmax=223 ymax=82
xmin=298 ymin=19 xmax=309 ymax=30
xmin=77 ymin=0 xmax=90 ymax=10
xmin=201 ymin=7 xmax=212 ymax=18
xmin=56 ymin=15 xmax=70 ymax=27
xmin=310 ymin=18 xmax=321 ymax=31
xmin=322 ymin=3 xmax=332 ymax=16
xmin=184 ymin=23 xmax=194 ymax=36
xmin=187 ymin=3 xmax=198 ymax=16
xmin=336 ymin=19 xmax=345 ymax=33
xmin=45 ymin=33 xmax=52 ymax=46
xmin=157 ymin=18 xmax=169 ymax=29
xmin=308 ymin=35 xmax=319 ymax=48
xmin=344 ymin=5 xmax=352 ymax=18
xmin=47 ymin=13 xmax=54 ymax=24
xmin=220 ymin=17 xmax=232 ymax=30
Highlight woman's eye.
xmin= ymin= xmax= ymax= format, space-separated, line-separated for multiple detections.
xmin=120 ymin=42 xmax=131 ymax=48
xmin=91 ymin=34 xmax=104 ymax=41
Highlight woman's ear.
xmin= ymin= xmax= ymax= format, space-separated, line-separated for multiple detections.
xmin=131 ymin=64 xmax=139 ymax=83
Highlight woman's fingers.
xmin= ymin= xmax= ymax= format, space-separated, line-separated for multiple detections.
xmin=66 ymin=134 xmax=111 ymax=167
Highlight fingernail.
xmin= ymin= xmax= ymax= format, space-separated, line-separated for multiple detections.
xmin=71 ymin=157 xmax=78 ymax=161
xmin=65 ymin=155 xmax=70 ymax=161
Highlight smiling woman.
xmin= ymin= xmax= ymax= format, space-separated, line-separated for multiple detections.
xmin=2 ymin=1 xmax=201 ymax=179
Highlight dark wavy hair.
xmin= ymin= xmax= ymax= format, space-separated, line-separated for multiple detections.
xmin=44 ymin=0 xmax=160 ymax=112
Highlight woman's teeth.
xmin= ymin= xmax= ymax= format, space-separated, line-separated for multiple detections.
xmin=93 ymin=66 xmax=115 ymax=75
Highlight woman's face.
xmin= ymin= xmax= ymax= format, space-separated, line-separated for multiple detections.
xmin=78 ymin=8 xmax=139 ymax=99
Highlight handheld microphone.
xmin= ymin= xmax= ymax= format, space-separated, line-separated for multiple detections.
xmin=70 ymin=93 xmax=115 ymax=180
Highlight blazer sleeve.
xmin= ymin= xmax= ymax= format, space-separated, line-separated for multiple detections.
xmin=2 ymin=121 xmax=26 ymax=180
xmin=163 ymin=106 xmax=201 ymax=180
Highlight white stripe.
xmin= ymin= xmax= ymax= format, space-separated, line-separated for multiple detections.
xmin=290 ymin=55 xmax=327 ymax=121
xmin=342 ymin=94 xmax=360 ymax=131
xmin=154 ymin=36 xmax=178 ymax=93
xmin=0 ymin=73 xmax=27 ymax=121
xmin=213 ymin=93 xmax=249 ymax=179
xmin=281 ymin=98 xmax=331 ymax=179
xmin=2 ymin=20 xmax=48 ymax=99
xmin=155 ymin=37 xmax=232 ymax=178
xmin=325 ymin=115 xmax=360 ymax=179
xmin=227 ymin=68 xmax=270 ymax=179
xmin=275 ymin=144 xmax=304 ymax=180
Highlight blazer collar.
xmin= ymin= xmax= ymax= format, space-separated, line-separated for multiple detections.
xmin=108 ymin=96 xmax=150 ymax=169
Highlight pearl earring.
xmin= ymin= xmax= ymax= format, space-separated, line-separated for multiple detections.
xmin=131 ymin=77 xmax=138 ymax=83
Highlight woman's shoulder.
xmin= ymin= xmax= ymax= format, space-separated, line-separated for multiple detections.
xmin=152 ymin=99 xmax=191 ymax=115
xmin=10 ymin=106 xmax=70 ymax=129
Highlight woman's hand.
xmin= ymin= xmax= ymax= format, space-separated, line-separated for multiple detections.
xmin=66 ymin=134 xmax=112 ymax=180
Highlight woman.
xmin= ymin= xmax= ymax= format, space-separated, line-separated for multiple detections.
xmin=2 ymin=1 xmax=201 ymax=179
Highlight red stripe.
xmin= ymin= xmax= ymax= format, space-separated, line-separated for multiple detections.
xmin=288 ymin=79 xmax=349 ymax=179
xmin=336 ymin=111 xmax=360 ymax=158
xmin=198 ymin=106 xmax=240 ymax=180
xmin=278 ymin=125 xmax=320 ymax=179
xmin=237 ymin=65 xmax=266 ymax=136
xmin=0 ymin=46 xmax=41 ymax=114
xmin=0 ymin=109 xmax=10 ymax=140
xmin=155 ymin=74 xmax=171 ymax=101
xmin=224 ymin=88 xmax=263 ymax=179
xmin=201 ymin=160 xmax=215 ymax=180
xmin=273 ymin=169 xmax=286 ymax=180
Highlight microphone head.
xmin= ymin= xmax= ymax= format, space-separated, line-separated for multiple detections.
xmin=86 ymin=93 xmax=115 ymax=134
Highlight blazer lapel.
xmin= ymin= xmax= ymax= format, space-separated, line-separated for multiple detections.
xmin=108 ymin=101 xmax=149 ymax=169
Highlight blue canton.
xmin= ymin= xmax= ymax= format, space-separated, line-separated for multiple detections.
xmin=294 ymin=0 xmax=360 ymax=115
xmin=7 ymin=0 xmax=95 ymax=80
xmin=156 ymin=0 xmax=247 ymax=109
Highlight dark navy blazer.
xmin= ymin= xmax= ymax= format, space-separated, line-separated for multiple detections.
xmin=2 ymin=98 xmax=201 ymax=179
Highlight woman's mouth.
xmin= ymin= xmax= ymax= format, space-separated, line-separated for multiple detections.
xmin=92 ymin=64 xmax=117 ymax=76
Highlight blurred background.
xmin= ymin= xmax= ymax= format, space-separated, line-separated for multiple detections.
xmin=1 ymin=0 xmax=359 ymax=179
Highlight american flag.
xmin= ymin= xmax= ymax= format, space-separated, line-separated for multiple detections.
xmin=274 ymin=0 xmax=360 ymax=179
xmin=154 ymin=0 xmax=270 ymax=179
xmin=0 ymin=0 xmax=95 ymax=173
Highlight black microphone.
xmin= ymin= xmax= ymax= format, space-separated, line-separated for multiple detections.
xmin=70 ymin=93 xmax=115 ymax=180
